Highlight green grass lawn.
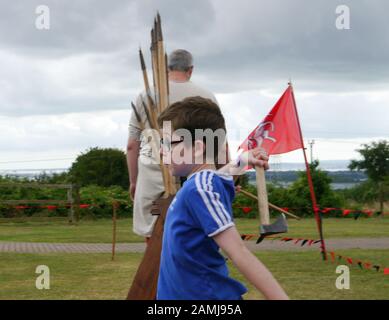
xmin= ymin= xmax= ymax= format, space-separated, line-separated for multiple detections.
xmin=1 ymin=249 xmax=388 ymax=300
xmin=0 ymin=217 xmax=143 ymax=243
xmin=236 ymin=216 xmax=389 ymax=239
xmin=0 ymin=216 xmax=388 ymax=243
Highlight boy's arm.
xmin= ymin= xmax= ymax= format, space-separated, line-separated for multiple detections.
xmin=217 ymin=147 xmax=269 ymax=176
xmin=213 ymin=226 xmax=289 ymax=300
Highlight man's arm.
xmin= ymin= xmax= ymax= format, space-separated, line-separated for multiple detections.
xmin=213 ymin=226 xmax=289 ymax=300
xmin=127 ymin=138 xmax=141 ymax=200
xmin=128 ymin=94 xmax=145 ymax=200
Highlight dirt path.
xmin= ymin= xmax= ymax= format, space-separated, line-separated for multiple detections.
xmin=1 ymin=238 xmax=389 ymax=254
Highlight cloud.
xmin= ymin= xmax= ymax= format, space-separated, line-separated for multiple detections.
xmin=1 ymin=0 xmax=389 ymax=116
xmin=194 ymin=0 xmax=389 ymax=93
xmin=0 ymin=50 xmax=138 ymax=116
xmin=217 ymin=89 xmax=389 ymax=141
xmin=0 ymin=0 xmax=388 ymax=165
xmin=0 ymin=1 xmax=140 ymax=55
xmin=0 ymin=110 xmax=130 ymax=152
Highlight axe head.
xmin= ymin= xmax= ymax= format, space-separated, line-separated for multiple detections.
xmin=257 ymin=214 xmax=288 ymax=244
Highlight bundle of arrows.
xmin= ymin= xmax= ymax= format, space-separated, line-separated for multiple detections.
xmin=127 ymin=13 xmax=177 ymax=300
xmin=130 ymin=12 xmax=176 ymax=198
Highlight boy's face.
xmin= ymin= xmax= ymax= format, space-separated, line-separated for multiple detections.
xmin=161 ymin=132 xmax=197 ymax=177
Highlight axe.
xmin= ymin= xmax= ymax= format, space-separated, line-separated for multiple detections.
xmin=255 ymin=166 xmax=288 ymax=243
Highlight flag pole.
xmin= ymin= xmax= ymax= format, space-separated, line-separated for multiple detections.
xmin=288 ymin=81 xmax=328 ymax=261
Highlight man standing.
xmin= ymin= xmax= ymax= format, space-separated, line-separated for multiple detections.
xmin=127 ymin=49 xmax=218 ymax=241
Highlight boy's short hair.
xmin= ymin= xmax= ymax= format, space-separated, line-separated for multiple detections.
xmin=158 ymin=96 xmax=227 ymax=164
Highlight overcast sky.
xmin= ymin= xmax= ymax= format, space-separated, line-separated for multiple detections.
xmin=0 ymin=0 xmax=388 ymax=171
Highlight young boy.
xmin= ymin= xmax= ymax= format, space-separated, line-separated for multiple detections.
xmin=157 ymin=96 xmax=289 ymax=300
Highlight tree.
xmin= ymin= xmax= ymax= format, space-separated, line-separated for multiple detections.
xmin=35 ymin=171 xmax=70 ymax=184
xmin=286 ymin=160 xmax=344 ymax=216
xmin=349 ymin=140 xmax=389 ymax=214
xmin=237 ymin=173 xmax=250 ymax=188
xmin=69 ymin=147 xmax=129 ymax=188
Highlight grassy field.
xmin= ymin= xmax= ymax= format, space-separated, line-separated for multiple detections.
xmin=1 ymin=216 xmax=388 ymax=300
xmin=0 ymin=217 xmax=144 ymax=243
xmin=1 ymin=249 xmax=388 ymax=300
xmin=0 ymin=216 xmax=388 ymax=243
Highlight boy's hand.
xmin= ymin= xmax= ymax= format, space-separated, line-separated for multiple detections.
xmin=217 ymin=147 xmax=269 ymax=176
xmin=241 ymin=147 xmax=269 ymax=170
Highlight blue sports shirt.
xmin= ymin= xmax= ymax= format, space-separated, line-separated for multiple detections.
xmin=157 ymin=169 xmax=247 ymax=300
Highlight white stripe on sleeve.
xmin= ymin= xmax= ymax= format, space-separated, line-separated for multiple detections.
xmin=208 ymin=222 xmax=235 ymax=237
xmin=205 ymin=172 xmax=231 ymax=225
xmin=195 ymin=172 xmax=223 ymax=228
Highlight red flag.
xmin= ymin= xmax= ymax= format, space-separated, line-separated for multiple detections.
xmin=321 ymin=207 xmax=338 ymax=214
xmin=362 ymin=210 xmax=373 ymax=217
xmin=239 ymin=85 xmax=303 ymax=155
xmin=342 ymin=209 xmax=353 ymax=216
xmin=241 ymin=207 xmax=252 ymax=214
xmin=15 ymin=205 xmax=29 ymax=210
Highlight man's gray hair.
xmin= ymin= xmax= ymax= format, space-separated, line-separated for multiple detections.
xmin=168 ymin=49 xmax=193 ymax=72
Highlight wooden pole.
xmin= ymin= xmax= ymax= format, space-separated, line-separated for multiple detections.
xmin=255 ymin=167 xmax=270 ymax=225
xmin=73 ymin=184 xmax=81 ymax=223
xmin=67 ymin=187 xmax=75 ymax=224
xmin=112 ymin=201 xmax=118 ymax=261
xmin=156 ymin=13 xmax=168 ymax=112
xmin=139 ymin=49 xmax=158 ymax=127
xmin=165 ymin=52 xmax=169 ymax=105
xmin=150 ymin=28 xmax=158 ymax=105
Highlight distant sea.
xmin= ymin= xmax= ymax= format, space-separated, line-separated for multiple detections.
xmin=267 ymin=160 xmax=351 ymax=171
xmin=249 ymin=160 xmax=366 ymax=190
xmin=1 ymin=160 xmax=361 ymax=189
xmin=266 ymin=181 xmax=361 ymax=190
xmin=0 ymin=168 xmax=67 ymax=179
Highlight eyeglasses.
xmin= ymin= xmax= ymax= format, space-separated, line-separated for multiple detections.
xmin=160 ymin=138 xmax=184 ymax=152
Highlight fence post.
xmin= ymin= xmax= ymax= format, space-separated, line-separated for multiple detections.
xmin=67 ymin=186 xmax=75 ymax=224
xmin=112 ymin=201 xmax=118 ymax=261
xmin=73 ymin=185 xmax=81 ymax=223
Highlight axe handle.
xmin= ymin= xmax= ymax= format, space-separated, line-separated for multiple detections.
xmin=255 ymin=166 xmax=270 ymax=225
